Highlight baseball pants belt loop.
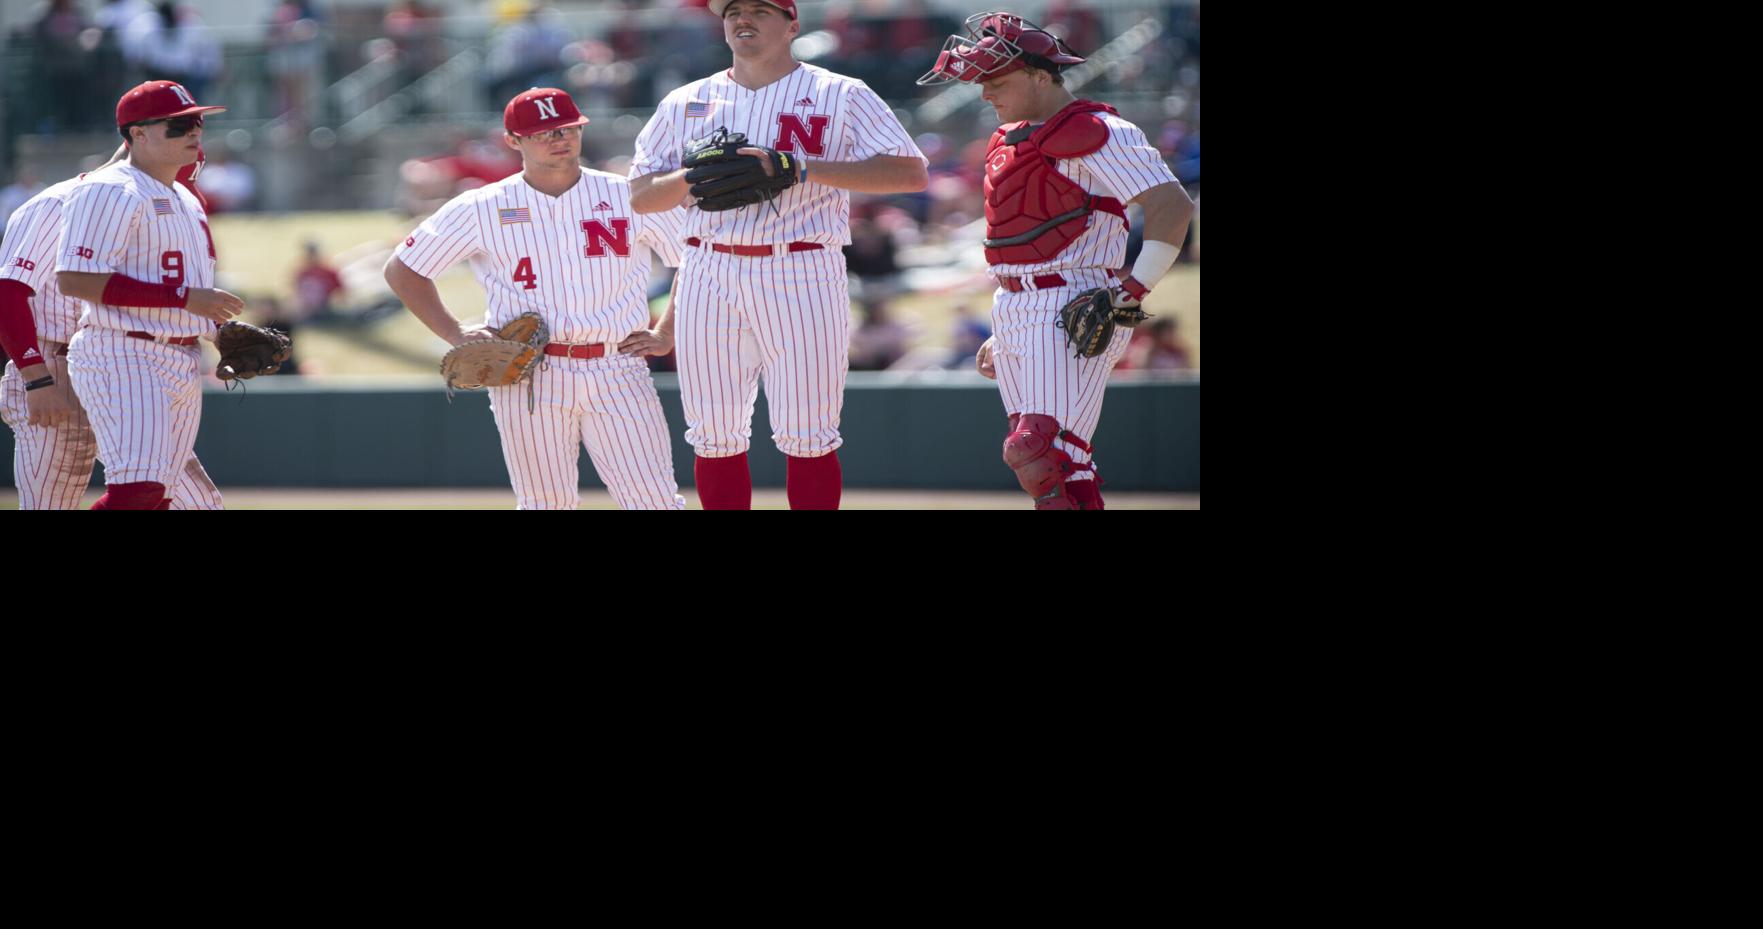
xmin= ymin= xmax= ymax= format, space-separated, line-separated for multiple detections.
xmin=685 ymin=237 xmax=825 ymax=257
xmin=543 ymin=342 xmax=610 ymax=360
xmin=126 ymin=331 xmax=200 ymax=345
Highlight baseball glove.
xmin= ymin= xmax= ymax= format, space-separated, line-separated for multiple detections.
xmin=1056 ymin=287 xmax=1152 ymax=359
xmin=683 ymin=126 xmax=798 ymax=212
xmin=439 ymin=313 xmax=550 ymax=395
xmin=215 ymin=321 xmax=293 ymax=380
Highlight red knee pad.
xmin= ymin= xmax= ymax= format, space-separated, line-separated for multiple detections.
xmin=1003 ymin=415 xmax=1100 ymax=508
xmin=1003 ymin=414 xmax=1077 ymax=497
xmin=92 ymin=481 xmax=166 ymax=510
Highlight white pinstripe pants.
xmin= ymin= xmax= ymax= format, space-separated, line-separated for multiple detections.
xmin=673 ymin=247 xmax=850 ymax=459
xmin=991 ymin=269 xmax=1134 ymax=480
xmin=487 ymin=351 xmax=685 ymax=511
xmin=2 ymin=354 xmax=97 ymax=509
xmin=63 ymin=329 xmax=223 ymax=507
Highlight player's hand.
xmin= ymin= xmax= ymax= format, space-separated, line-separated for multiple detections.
xmin=450 ymin=325 xmax=499 ymax=347
xmin=976 ymin=336 xmax=997 ymax=380
xmin=737 ymin=147 xmax=802 ymax=181
xmin=25 ymin=362 xmax=83 ymax=429
xmin=185 ymin=287 xmax=245 ymax=323
xmin=618 ymin=328 xmax=674 ymax=358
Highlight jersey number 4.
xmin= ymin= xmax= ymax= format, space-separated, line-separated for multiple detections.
xmin=513 ymin=257 xmax=538 ymax=290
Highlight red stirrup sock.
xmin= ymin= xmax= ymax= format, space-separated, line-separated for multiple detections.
xmin=786 ymin=451 xmax=842 ymax=511
xmin=695 ymin=453 xmax=752 ymax=510
xmin=91 ymin=481 xmax=166 ymax=510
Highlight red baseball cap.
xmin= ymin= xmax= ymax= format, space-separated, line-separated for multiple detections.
xmin=116 ymin=80 xmax=226 ymax=127
xmin=709 ymin=0 xmax=797 ymax=19
xmin=503 ymin=88 xmax=591 ymax=137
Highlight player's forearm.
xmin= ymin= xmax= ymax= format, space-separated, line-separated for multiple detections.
xmin=802 ymin=155 xmax=929 ymax=194
xmin=1136 ymin=182 xmax=1195 ymax=253
xmin=655 ymin=287 xmax=677 ymax=338
xmin=0 ymin=279 xmax=44 ymax=364
xmin=55 ymin=271 xmax=111 ymax=304
xmin=383 ymin=257 xmax=466 ymax=344
xmin=631 ymin=170 xmax=691 ymax=214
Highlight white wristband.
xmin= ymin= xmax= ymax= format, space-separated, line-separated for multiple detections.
xmin=1129 ymin=240 xmax=1181 ymax=292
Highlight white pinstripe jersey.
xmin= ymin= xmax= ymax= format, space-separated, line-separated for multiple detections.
xmin=395 ymin=169 xmax=685 ymax=343
xmin=0 ymin=176 xmax=84 ymax=344
xmin=632 ymin=62 xmax=926 ymax=246
xmin=56 ymin=162 xmax=216 ymax=338
xmin=989 ymin=114 xmax=1179 ymax=278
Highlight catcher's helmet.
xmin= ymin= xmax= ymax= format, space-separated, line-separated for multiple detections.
xmin=917 ymin=12 xmax=1086 ymax=87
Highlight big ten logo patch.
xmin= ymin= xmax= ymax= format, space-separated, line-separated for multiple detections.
xmin=581 ymin=218 xmax=630 ymax=258
xmin=775 ymin=115 xmax=830 ymax=156
xmin=70 ymin=246 xmax=95 ymax=260
xmin=11 ymin=257 xmax=35 ymax=272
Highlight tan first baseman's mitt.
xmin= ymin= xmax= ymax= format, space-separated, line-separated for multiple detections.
xmin=440 ymin=312 xmax=549 ymax=394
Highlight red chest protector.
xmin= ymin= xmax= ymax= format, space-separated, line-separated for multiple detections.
xmin=983 ymin=100 xmax=1127 ymax=266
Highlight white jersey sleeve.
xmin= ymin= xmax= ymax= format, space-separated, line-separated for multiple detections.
xmin=631 ymin=93 xmax=688 ymax=180
xmin=56 ymin=178 xmax=141 ymax=275
xmin=0 ymin=180 xmax=84 ymax=343
xmin=636 ymin=206 xmax=687 ymax=269
xmin=842 ymin=82 xmax=927 ymax=164
xmin=1060 ymin=116 xmax=1179 ymax=204
xmin=1 ymin=188 xmax=67 ymax=294
xmin=395 ymin=196 xmax=484 ymax=279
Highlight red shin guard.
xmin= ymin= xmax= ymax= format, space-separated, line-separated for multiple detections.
xmin=695 ymin=453 xmax=753 ymax=510
xmin=92 ymin=481 xmax=166 ymax=510
xmin=786 ymin=451 xmax=842 ymax=510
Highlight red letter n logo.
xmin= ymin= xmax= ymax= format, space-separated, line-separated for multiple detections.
xmin=775 ymin=115 xmax=830 ymax=156
xmin=582 ymin=219 xmax=631 ymax=258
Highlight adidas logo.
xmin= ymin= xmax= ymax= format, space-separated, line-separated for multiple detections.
xmin=796 ymin=96 xmax=815 ymax=107
xmin=594 ymin=201 xmax=612 ymax=211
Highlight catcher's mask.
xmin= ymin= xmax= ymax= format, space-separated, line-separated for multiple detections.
xmin=916 ymin=12 xmax=1086 ymax=87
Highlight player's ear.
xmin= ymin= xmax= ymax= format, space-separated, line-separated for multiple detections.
xmin=504 ymin=132 xmax=521 ymax=152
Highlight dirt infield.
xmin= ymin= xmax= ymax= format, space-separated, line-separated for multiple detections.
xmin=2 ymin=488 xmax=1198 ymax=510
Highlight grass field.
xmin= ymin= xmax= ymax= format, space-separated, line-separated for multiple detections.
xmin=1 ymin=488 xmax=1199 ymax=510
xmin=207 ymin=211 xmax=1201 ymax=378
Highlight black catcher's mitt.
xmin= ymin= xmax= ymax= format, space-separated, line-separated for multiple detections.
xmin=683 ymin=127 xmax=798 ymax=212
xmin=1056 ymin=287 xmax=1152 ymax=359
xmin=216 ymin=321 xmax=293 ymax=380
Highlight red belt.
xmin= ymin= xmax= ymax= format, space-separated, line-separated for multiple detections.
xmin=544 ymin=342 xmax=608 ymax=360
xmin=127 ymin=331 xmax=200 ymax=345
xmin=994 ymin=267 xmax=1129 ymax=292
xmin=686 ymin=237 xmax=824 ymax=257
xmin=996 ymin=274 xmax=1071 ymax=292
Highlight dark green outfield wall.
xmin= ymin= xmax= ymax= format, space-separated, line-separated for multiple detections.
xmin=2 ymin=374 xmax=1199 ymax=492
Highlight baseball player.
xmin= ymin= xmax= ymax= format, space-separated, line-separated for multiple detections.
xmin=384 ymin=87 xmax=688 ymax=510
xmin=2 ymin=145 xmax=221 ymax=509
xmin=52 ymin=81 xmax=240 ymax=510
xmin=629 ymin=0 xmax=929 ymax=510
xmin=920 ymin=12 xmax=1195 ymax=510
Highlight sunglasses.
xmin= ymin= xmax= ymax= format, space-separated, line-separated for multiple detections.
xmin=520 ymin=126 xmax=583 ymax=143
xmin=141 ymin=115 xmax=204 ymax=137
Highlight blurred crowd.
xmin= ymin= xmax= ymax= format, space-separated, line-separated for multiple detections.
xmin=1 ymin=0 xmax=1198 ymax=376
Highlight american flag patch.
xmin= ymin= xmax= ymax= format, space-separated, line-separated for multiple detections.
xmin=499 ymin=208 xmax=531 ymax=225
xmin=686 ymin=101 xmax=712 ymax=118
xmin=153 ymin=198 xmax=173 ymax=215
